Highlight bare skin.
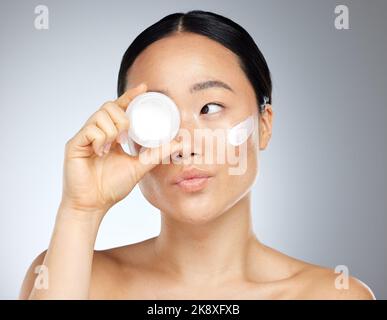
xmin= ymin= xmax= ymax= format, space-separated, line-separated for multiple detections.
xmin=19 ymin=32 xmax=375 ymax=300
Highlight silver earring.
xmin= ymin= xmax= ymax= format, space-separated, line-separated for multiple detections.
xmin=260 ymin=96 xmax=269 ymax=112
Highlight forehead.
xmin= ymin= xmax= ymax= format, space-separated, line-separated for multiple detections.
xmin=126 ymin=32 xmax=249 ymax=92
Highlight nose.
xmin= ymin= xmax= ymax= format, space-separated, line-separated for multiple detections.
xmin=171 ymin=111 xmax=202 ymax=163
xmin=171 ymin=150 xmax=198 ymax=161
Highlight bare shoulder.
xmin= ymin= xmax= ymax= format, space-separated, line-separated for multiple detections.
xmin=93 ymin=237 xmax=155 ymax=267
xmin=89 ymin=238 xmax=155 ymax=299
xmin=293 ymin=264 xmax=375 ymax=300
xmin=252 ymin=244 xmax=375 ymax=300
xmin=19 ymin=249 xmax=48 ymax=299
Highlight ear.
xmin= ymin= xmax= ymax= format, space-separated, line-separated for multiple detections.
xmin=259 ymin=104 xmax=273 ymax=150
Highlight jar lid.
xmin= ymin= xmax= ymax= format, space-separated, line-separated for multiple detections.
xmin=126 ymin=92 xmax=181 ymax=148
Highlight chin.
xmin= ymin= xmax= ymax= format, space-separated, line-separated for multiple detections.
xmin=162 ymin=197 xmax=224 ymax=225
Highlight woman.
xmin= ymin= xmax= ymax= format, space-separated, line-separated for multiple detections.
xmin=20 ymin=10 xmax=374 ymax=299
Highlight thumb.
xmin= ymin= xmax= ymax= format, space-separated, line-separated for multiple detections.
xmin=132 ymin=138 xmax=183 ymax=179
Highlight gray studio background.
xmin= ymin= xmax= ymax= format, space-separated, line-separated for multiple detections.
xmin=0 ymin=0 xmax=386 ymax=299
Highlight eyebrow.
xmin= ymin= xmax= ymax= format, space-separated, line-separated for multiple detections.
xmin=150 ymin=80 xmax=234 ymax=95
xmin=190 ymin=80 xmax=234 ymax=94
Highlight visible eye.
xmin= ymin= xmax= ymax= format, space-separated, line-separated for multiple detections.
xmin=200 ymin=103 xmax=224 ymax=115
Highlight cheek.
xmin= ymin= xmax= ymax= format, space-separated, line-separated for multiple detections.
xmin=138 ymin=171 xmax=165 ymax=208
xmin=219 ymin=126 xmax=259 ymax=179
xmin=216 ymin=133 xmax=259 ymax=205
xmin=220 ymin=150 xmax=258 ymax=202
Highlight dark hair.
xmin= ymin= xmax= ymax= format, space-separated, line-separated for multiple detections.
xmin=117 ymin=10 xmax=272 ymax=113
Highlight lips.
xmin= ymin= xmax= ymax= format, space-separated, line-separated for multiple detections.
xmin=172 ymin=167 xmax=213 ymax=192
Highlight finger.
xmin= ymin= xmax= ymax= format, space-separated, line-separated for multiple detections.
xmin=92 ymin=109 xmax=119 ymax=150
xmin=132 ymin=138 xmax=184 ymax=180
xmin=68 ymin=124 xmax=106 ymax=157
xmin=115 ymin=83 xmax=147 ymax=111
xmin=99 ymin=101 xmax=130 ymax=144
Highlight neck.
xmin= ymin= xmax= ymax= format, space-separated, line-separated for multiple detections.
xmin=154 ymin=192 xmax=259 ymax=283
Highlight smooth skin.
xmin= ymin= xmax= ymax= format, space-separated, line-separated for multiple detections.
xmin=20 ymin=32 xmax=375 ymax=299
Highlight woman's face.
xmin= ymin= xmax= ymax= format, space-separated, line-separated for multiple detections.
xmin=126 ymin=32 xmax=271 ymax=224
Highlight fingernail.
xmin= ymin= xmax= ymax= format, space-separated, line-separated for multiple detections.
xmin=117 ymin=131 xmax=129 ymax=144
xmin=98 ymin=147 xmax=104 ymax=157
xmin=103 ymin=142 xmax=111 ymax=154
